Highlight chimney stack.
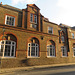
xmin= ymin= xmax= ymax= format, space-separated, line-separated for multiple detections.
xmin=0 ymin=2 xmax=2 ymax=4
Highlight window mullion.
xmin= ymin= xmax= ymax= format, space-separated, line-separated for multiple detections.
xmin=3 ymin=41 xmax=5 ymax=57
xmin=10 ymin=42 xmax=12 ymax=57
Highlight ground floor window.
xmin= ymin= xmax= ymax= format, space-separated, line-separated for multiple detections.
xmin=0 ymin=40 xmax=16 ymax=57
xmin=28 ymin=43 xmax=39 ymax=57
xmin=61 ymin=46 xmax=67 ymax=57
xmin=47 ymin=45 xmax=55 ymax=57
xmin=73 ymin=48 xmax=75 ymax=56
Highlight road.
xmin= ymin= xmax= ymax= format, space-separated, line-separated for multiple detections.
xmin=1 ymin=65 xmax=75 ymax=75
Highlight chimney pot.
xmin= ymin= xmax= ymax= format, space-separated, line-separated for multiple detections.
xmin=0 ymin=2 xmax=2 ymax=4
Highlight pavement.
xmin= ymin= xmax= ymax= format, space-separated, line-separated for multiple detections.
xmin=1 ymin=63 xmax=75 ymax=74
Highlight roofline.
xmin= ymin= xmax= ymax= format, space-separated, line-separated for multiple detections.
xmin=44 ymin=20 xmax=58 ymax=26
xmin=27 ymin=4 xmax=40 ymax=10
xmin=0 ymin=4 xmax=22 ymax=12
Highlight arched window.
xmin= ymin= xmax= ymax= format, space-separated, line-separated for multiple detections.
xmin=0 ymin=40 xmax=16 ymax=57
xmin=28 ymin=37 xmax=39 ymax=57
xmin=47 ymin=40 xmax=55 ymax=57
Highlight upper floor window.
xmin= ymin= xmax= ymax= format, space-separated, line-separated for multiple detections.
xmin=72 ymin=33 xmax=74 ymax=39
xmin=61 ymin=35 xmax=65 ymax=42
xmin=0 ymin=40 xmax=16 ymax=57
xmin=48 ymin=27 xmax=53 ymax=34
xmin=5 ymin=15 xmax=15 ymax=26
xmin=61 ymin=46 xmax=67 ymax=57
xmin=34 ymin=15 xmax=37 ymax=23
xmin=30 ymin=13 xmax=33 ymax=22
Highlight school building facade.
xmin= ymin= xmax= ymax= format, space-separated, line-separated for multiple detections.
xmin=0 ymin=2 xmax=75 ymax=68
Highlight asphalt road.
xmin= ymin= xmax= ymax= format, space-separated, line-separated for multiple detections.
xmin=1 ymin=65 xmax=75 ymax=75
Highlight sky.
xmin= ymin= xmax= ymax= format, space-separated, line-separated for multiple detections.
xmin=0 ymin=0 xmax=75 ymax=27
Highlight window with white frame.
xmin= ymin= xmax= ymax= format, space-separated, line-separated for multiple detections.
xmin=48 ymin=27 xmax=53 ymax=34
xmin=61 ymin=46 xmax=67 ymax=57
xmin=30 ymin=13 xmax=33 ymax=22
xmin=47 ymin=45 xmax=55 ymax=57
xmin=28 ymin=43 xmax=39 ymax=57
xmin=0 ymin=40 xmax=16 ymax=57
xmin=5 ymin=15 xmax=15 ymax=26
xmin=61 ymin=35 xmax=65 ymax=42
xmin=34 ymin=15 xmax=37 ymax=23
xmin=72 ymin=33 xmax=74 ymax=39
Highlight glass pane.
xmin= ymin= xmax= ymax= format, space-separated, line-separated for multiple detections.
xmin=11 ymin=46 xmax=14 ymax=56
xmin=31 ymin=43 xmax=35 ymax=46
xmin=50 ymin=48 xmax=52 ymax=56
xmin=36 ymin=47 xmax=38 ymax=56
xmin=28 ymin=47 xmax=30 ymax=56
xmin=31 ymin=47 xmax=35 ymax=56
xmin=6 ymin=41 xmax=11 ymax=44
xmin=4 ymin=45 xmax=10 ymax=56
xmin=1 ymin=41 xmax=4 ymax=44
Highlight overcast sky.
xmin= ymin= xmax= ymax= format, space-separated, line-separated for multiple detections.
xmin=1 ymin=0 xmax=75 ymax=27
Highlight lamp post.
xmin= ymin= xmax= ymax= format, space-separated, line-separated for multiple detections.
xmin=0 ymin=27 xmax=5 ymax=69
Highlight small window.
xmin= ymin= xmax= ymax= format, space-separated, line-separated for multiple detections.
xmin=72 ymin=33 xmax=74 ymax=39
xmin=48 ymin=27 xmax=53 ymax=34
xmin=61 ymin=46 xmax=67 ymax=57
xmin=5 ymin=15 xmax=15 ymax=26
xmin=30 ymin=13 xmax=33 ymax=22
xmin=34 ymin=15 xmax=37 ymax=23
xmin=61 ymin=35 xmax=65 ymax=42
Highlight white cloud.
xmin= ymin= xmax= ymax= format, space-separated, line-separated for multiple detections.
xmin=11 ymin=0 xmax=37 ymax=5
xmin=56 ymin=0 xmax=75 ymax=26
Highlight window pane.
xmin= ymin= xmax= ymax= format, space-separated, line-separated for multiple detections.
xmin=4 ymin=45 xmax=11 ymax=56
xmin=11 ymin=46 xmax=14 ymax=56
xmin=28 ymin=47 xmax=30 ymax=56
xmin=50 ymin=48 xmax=52 ymax=56
xmin=6 ymin=41 xmax=11 ymax=44
xmin=31 ymin=47 xmax=35 ymax=56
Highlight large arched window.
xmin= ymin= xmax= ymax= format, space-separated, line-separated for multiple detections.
xmin=28 ymin=37 xmax=39 ymax=57
xmin=0 ymin=40 xmax=16 ymax=57
xmin=47 ymin=40 xmax=55 ymax=57
xmin=0 ymin=34 xmax=17 ymax=57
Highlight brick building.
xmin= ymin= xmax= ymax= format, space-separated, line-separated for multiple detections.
xmin=0 ymin=2 xmax=75 ymax=68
